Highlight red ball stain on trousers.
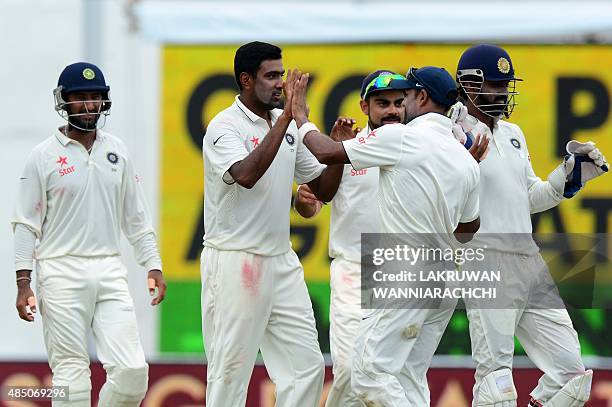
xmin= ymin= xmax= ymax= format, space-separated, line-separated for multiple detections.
xmin=241 ymin=257 xmax=262 ymax=296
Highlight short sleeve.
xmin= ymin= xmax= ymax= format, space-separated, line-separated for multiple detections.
xmin=203 ymin=120 xmax=249 ymax=185
xmin=11 ymin=150 xmax=46 ymax=237
xmin=294 ymin=132 xmax=325 ymax=184
xmin=342 ymin=123 xmax=404 ymax=171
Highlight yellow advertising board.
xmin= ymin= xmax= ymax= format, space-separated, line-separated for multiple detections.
xmin=162 ymin=44 xmax=612 ymax=283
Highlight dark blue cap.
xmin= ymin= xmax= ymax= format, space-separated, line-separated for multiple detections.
xmin=457 ymin=44 xmax=522 ymax=82
xmin=395 ymin=66 xmax=458 ymax=108
xmin=57 ymin=62 xmax=110 ymax=94
xmin=360 ymin=69 xmax=410 ymax=99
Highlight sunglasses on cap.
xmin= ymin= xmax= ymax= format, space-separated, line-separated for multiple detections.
xmin=363 ymin=73 xmax=407 ymax=98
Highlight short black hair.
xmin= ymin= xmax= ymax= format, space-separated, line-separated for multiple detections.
xmin=234 ymin=41 xmax=282 ymax=90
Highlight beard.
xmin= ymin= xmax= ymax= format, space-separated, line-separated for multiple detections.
xmin=68 ymin=113 xmax=100 ymax=131
xmin=261 ymin=98 xmax=282 ymax=110
xmin=475 ymin=93 xmax=508 ymax=118
xmin=255 ymin=86 xmax=282 ymax=110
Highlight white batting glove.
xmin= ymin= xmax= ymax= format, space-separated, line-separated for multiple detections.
xmin=556 ymin=141 xmax=609 ymax=198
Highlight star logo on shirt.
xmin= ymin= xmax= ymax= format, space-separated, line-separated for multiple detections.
xmin=56 ymin=156 xmax=68 ymax=167
xmin=250 ymin=136 xmax=260 ymax=147
xmin=367 ymin=130 xmax=377 ymax=139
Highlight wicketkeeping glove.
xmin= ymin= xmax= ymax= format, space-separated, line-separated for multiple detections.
xmin=549 ymin=140 xmax=609 ymax=199
xmin=562 ymin=141 xmax=608 ymax=198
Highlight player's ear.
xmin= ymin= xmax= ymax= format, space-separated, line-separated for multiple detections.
xmin=360 ymin=99 xmax=369 ymax=116
xmin=419 ymin=89 xmax=429 ymax=107
xmin=240 ymin=72 xmax=253 ymax=90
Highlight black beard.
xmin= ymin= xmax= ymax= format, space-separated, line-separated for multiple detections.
xmin=477 ymin=94 xmax=507 ymax=117
xmin=68 ymin=114 xmax=99 ymax=131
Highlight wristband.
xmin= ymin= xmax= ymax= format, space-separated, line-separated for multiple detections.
xmin=298 ymin=122 xmax=319 ymax=142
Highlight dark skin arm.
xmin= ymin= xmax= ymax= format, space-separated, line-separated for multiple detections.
xmin=16 ymin=269 xmax=36 ymax=322
xmin=228 ymin=69 xmax=298 ymax=189
xmin=294 ymin=184 xmax=322 ymax=218
xmin=454 ymin=217 xmax=480 ymax=243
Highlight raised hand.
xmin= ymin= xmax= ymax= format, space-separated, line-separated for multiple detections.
xmin=291 ymin=72 xmax=310 ymax=123
xmin=469 ymin=133 xmax=490 ymax=163
xmin=282 ymin=69 xmax=298 ymax=118
xmin=330 ymin=117 xmax=357 ymax=142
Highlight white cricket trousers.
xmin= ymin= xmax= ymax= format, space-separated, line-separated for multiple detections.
xmin=351 ymin=294 xmax=455 ymax=405
xmin=466 ymin=251 xmax=586 ymax=405
xmin=326 ymin=258 xmax=365 ymax=407
xmin=37 ymin=255 xmax=148 ymax=407
xmin=201 ymin=247 xmax=324 ymax=407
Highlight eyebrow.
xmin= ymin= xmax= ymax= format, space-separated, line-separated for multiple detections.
xmin=373 ymin=97 xmax=404 ymax=103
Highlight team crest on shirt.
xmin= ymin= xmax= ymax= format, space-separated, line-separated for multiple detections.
xmin=107 ymin=152 xmax=119 ymax=164
xmin=285 ymin=133 xmax=295 ymax=146
xmin=510 ymin=138 xmax=521 ymax=149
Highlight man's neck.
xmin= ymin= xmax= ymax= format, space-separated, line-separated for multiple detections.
xmin=238 ymin=94 xmax=271 ymax=122
xmin=468 ymin=108 xmax=495 ymax=132
xmin=63 ymin=125 xmax=96 ymax=146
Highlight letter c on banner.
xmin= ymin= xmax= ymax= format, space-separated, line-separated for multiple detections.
xmin=186 ymin=74 xmax=237 ymax=150
xmin=324 ymin=74 xmax=365 ymax=133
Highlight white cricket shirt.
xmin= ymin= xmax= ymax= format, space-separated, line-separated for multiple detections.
xmin=11 ymin=129 xmax=159 ymax=266
xmin=329 ymin=126 xmax=380 ymax=263
xmin=203 ymin=96 xmax=325 ymax=256
xmin=469 ymin=116 xmax=563 ymax=254
xmin=342 ymin=113 xmax=480 ymax=247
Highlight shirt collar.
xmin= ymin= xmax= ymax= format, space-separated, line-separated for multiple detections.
xmin=54 ymin=128 xmax=71 ymax=146
xmin=409 ymin=112 xmax=452 ymax=132
xmin=466 ymin=113 xmax=499 ymax=133
xmin=54 ymin=127 xmax=106 ymax=146
xmin=357 ymin=123 xmax=372 ymax=137
xmin=234 ymin=95 xmax=279 ymax=123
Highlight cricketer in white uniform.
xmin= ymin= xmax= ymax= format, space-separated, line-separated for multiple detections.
xmin=454 ymin=44 xmax=608 ymax=407
xmin=291 ymin=66 xmax=483 ymax=407
xmin=295 ymin=70 xmax=409 ymax=407
xmin=201 ymin=42 xmax=348 ymax=407
xmin=12 ymin=62 xmax=166 ymax=407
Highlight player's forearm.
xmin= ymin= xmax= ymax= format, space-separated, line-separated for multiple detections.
xmin=302 ymin=132 xmax=349 ymax=165
xmin=294 ymin=115 xmax=349 ymax=165
xmin=16 ymin=269 xmax=32 ymax=286
xmin=132 ymin=232 xmax=163 ymax=271
xmin=454 ymin=218 xmax=480 ymax=243
xmin=307 ymin=164 xmax=344 ymax=202
xmin=230 ymin=113 xmax=292 ymax=189
xmin=528 ymin=180 xmax=563 ymax=214
xmin=14 ymin=223 xmax=36 ymax=271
